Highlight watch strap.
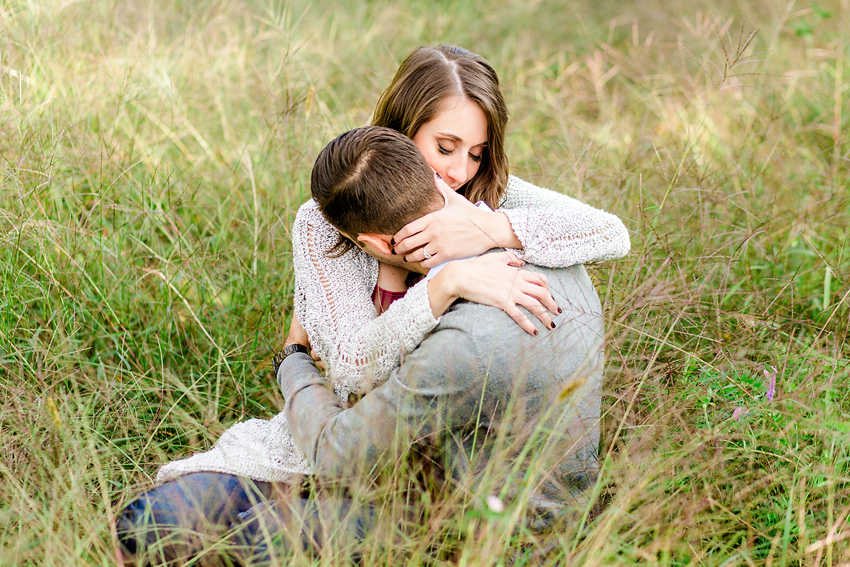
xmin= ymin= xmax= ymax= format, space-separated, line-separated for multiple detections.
xmin=272 ymin=344 xmax=310 ymax=376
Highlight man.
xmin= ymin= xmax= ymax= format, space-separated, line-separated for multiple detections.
xmin=116 ymin=128 xmax=605 ymax=565
xmin=235 ymin=128 xmax=605 ymax=562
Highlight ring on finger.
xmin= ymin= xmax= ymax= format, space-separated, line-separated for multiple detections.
xmin=423 ymin=247 xmax=433 ymax=260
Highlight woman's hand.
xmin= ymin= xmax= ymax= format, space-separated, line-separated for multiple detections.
xmin=392 ymin=185 xmax=522 ymax=268
xmin=427 ymin=252 xmax=561 ymax=336
xmin=284 ymin=314 xmax=326 ymax=371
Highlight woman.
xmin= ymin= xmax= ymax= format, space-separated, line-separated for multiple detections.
xmin=289 ymin=45 xmax=630 ymax=402
xmin=116 ymin=45 xmax=629 ymax=563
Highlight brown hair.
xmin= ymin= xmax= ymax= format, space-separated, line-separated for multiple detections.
xmin=311 ymin=126 xmax=441 ymax=256
xmin=372 ymin=45 xmax=509 ymax=209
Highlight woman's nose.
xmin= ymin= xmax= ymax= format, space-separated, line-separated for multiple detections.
xmin=445 ymin=155 xmax=468 ymax=187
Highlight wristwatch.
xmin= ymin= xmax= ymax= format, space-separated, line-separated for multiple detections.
xmin=272 ymin=344 xmax=311 ymax=376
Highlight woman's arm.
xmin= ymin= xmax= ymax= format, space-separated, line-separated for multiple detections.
xmin=292 ymin=201 xmax=440 ymax=401
xmin=496 ymin=175 xmax=631 ymax=267
xmin=426 ymin=252 xmax=559 ymax=336
xmin=393 ymin=175 xmax=630 ymax=268
xmin=391 ymin=188 xmax=521 ymax=264
xmin=291 ymin=200 xmax=561 ymax=401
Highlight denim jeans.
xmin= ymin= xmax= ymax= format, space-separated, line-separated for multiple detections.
xmin=116 ymin=472 xmax=378 ymax=566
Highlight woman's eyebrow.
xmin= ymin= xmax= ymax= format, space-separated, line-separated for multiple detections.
xmin=436 ymin=132 xmax=488 ymax=146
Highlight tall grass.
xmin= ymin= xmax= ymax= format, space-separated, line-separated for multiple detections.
xmin=1 ymin=0 xmax=848 ymax=564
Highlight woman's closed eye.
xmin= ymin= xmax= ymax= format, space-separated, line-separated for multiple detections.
xmin=439 ymin=143 xmax=483 ymax=163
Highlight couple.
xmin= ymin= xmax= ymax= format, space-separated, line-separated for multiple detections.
xmin=116 ymin=45 xmax=630 ymax=565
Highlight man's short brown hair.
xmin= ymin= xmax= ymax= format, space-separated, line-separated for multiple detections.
xmin=311 ymin=126 xmax=440 ymax=255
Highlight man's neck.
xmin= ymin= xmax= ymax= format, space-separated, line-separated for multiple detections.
xmin=375 ymin=263 xmax=410 ymax=293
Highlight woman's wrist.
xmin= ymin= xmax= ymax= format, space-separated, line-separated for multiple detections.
xmin=479 ymin=210 xmax=522 ymax=250
xmin=426 ymin=263 xmax=461 ymax=318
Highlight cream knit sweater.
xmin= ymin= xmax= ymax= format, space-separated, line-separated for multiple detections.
xmin=156 ymin=175 xmax=630 ymax=484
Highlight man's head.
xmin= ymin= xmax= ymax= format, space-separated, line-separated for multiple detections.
xmin=311 ymin=126 xmax=444 ymax=262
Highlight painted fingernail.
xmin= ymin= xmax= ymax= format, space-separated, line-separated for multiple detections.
xmin=550 ymin=322 xmax=556 ymax=329
xmin=403 ymin=256 xmax=408 ymax=262
xmin=557 ymin=308 xmax=563 ymax=315
xmin=391 ymin=248 xmax=396 ymax=255
xmin=390 ymin=238 xmax=395 ymax=245
xmin=533 ymin=330 xmax=539 ymax=336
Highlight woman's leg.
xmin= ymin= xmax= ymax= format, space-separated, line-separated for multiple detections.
xmin=115 ymin=472 xmax=274 ymax=566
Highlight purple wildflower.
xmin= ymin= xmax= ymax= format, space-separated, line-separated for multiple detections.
xmin=764 ymin=366 xmax=777 ymax=402
xmin=732 ymin=407 xmax=749 ymax=420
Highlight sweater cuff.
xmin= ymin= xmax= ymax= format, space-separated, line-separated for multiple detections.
xmin=405 ymin=276 xmax=441 ymax=330
xmin=499 ymin=208 xmax=533 ymax=251
xmin=277 ymin=352 xmax=325 ymax=401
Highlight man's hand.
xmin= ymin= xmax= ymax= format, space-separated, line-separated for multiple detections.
xmin=284 ymin=313 xmax=310 ymax=348
xmin=285 ymin=314 xmax=325 ymax=372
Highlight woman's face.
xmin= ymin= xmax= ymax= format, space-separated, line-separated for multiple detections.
xmin=412 ymin=96 xmax=488 ymax=191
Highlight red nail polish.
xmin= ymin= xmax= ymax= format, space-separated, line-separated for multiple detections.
xmin=533 ymin=329 xmax=539 ymax=336
xmin=550 ymin=322 xmax=556 ymax=329
xmin=557 ymin=308 xmax=563 ymax=315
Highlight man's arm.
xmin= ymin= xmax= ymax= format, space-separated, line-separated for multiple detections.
xmin=278 ymin=328 xmax=483 ymax=483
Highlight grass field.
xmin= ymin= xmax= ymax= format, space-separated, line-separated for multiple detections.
xmin=1 ymin=0 xmax=849 ymax=564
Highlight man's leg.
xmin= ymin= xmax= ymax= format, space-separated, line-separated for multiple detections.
xmin=115 ymin=472 xmax=274 ymax=566
xmin=230 ymin=494 xmax=381 ymax=564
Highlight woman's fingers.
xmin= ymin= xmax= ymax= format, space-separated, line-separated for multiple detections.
xmin=504 ymin=250 xmax=525 ymax=267
xmin=512 ymin=280 xmax=555 ymax=329
xmin=396 ymin=232 xmax=455 ymax=265
xmin=490 ymin=250 xmax=524 ymax=267
xmin=495 ymin=272 xmax=554 ymax=336
xmin=521 ymin=272 xmax=560 ymax=315
xmin=393 ymin=215 xmax=426 ymax=243
xmin=449 ymin=255 xmax=562 ymax=336
xmin=394 ymin=230 xmax=431 ymax=259
xmin=392 ymin=216 xmax=431 ymax=255
xmin=518 ymin=291 xmax=554 ymax=330
xmin=419 ymin=251 xmax=442 ymax=269
xmin=506 ymin=294 xmax=554 ymax=336
xmin=504 ymin=305 xmax=538 ymax=336
xmin=539 ymin=289 xmax=560 ymax=316
xmin=505 ymin=273 xmax=559 ymax=333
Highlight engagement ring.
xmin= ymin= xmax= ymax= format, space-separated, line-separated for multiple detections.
xmin=423 ymin=247 xmax=433 ymax=260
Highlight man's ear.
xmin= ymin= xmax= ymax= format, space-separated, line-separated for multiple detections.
xmin=356 ymin=233 xmax=393 ymax=255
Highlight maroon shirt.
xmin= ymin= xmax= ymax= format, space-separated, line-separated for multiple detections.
xmin=371 ymin=286 xmax=407 ymax=314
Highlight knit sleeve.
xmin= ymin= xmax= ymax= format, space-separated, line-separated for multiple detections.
xmin=497 ymin=175 xmax=631 ymax=267
xmin=291 ymin=201 xmax=440 ymax=402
